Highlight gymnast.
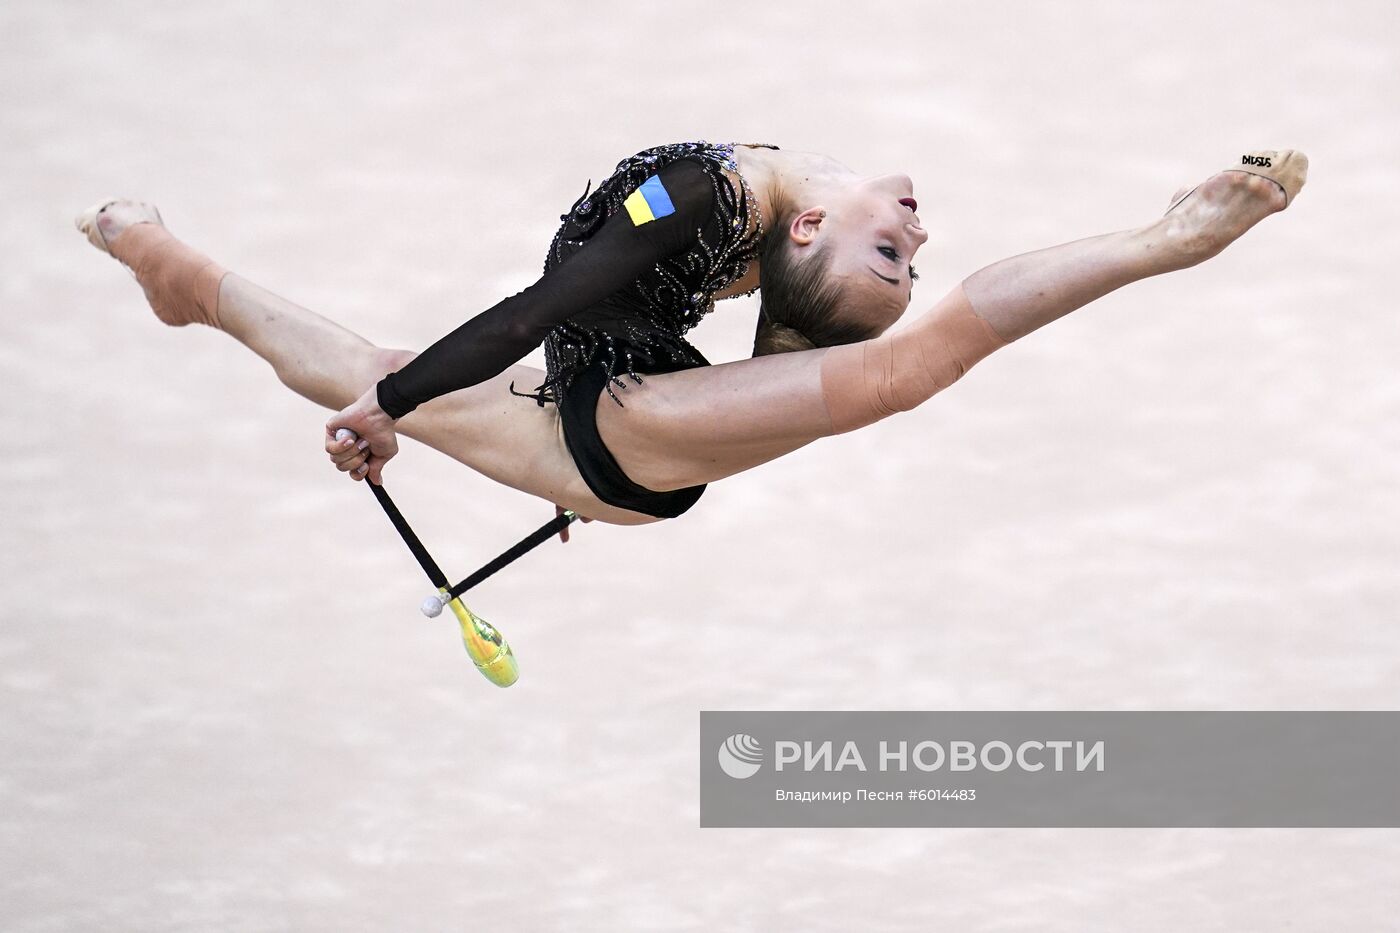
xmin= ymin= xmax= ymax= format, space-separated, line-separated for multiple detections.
xmin=76 ymin=142 xmax=1307 ymax=528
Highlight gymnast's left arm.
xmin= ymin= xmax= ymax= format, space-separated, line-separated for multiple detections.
xmin=325 ymin=159 xmax=717 ymax=484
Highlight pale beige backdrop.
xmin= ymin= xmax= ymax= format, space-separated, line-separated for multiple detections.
xmin=3 ymin=1 xmax=1398 ymax=930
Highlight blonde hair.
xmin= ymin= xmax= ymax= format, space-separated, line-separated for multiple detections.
xmin=751 ymin=211 xmax=877 ymax=357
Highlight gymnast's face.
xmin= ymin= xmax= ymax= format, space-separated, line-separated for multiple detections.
xmin=791 ymin=172 xmax=930 ymax=334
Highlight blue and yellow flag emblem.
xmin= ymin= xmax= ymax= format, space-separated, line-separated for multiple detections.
xmin=623 ymin=175 xmax=676 ymax=226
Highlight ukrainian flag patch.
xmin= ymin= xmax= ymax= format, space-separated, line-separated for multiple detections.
xmin=623 ymin=174 xmax=676 ymax=226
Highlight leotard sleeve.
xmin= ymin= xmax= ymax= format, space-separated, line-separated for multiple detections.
xmin=375 ymin=158 xmax=716 ymax=419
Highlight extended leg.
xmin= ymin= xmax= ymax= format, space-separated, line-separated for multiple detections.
xmin=76 ymin=200 xmax=396 ymax=410
xmin=76 ymin=202 xmax=659 ymax=525
xmin=601 ymin=153 xmax=1305 ymax=490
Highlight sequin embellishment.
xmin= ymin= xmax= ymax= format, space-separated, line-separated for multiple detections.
xmin=513 ymin=140 xmax=777 ymax=407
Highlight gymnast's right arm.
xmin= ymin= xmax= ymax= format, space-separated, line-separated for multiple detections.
xmin=376 ymin=159 xmax=716 ymax=419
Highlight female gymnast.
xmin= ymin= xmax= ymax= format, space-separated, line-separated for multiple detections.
xmin=76 ymin=142 xmax=1307 ymax=530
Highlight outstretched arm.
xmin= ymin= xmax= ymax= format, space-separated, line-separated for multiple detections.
xmin=326 ymin=158 xmax=717 ymax=483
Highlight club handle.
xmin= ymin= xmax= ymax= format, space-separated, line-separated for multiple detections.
xmin=337 ymin=428 xmax=517 ymax=687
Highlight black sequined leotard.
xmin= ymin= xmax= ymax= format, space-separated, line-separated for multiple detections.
xmin=375 ymin=141 xmax=779 ymax=419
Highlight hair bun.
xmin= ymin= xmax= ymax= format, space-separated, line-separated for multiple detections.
xmin=753 ymin=318 xmax=817 ymax=356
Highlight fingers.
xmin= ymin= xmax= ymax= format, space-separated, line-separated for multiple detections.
xmin=325 ymin=417 xmax=356 ymax=444
xmin=325 ymin=427 xmax=365 ymax=461
xmin=339 ymin=453 xmax=371 ymax=480
xmin=326 ymin=412 xmax=370 ymax=480
xmin=329 ymin=437 xmax=370 ymax=467
xmin=348 ymin=443 xmax=393 ymax=485
xmin=325 ymin=406 xmax=398 ymax=484
xmin=555 ymin=505 xmax=595 ymax=541
xmin=325 ymin=430 xmax=353 ymax=455
xmin=326 ymin=434 xmax=372 ymax=483
xmin=326 ymin=429 xmax=370 ymax=480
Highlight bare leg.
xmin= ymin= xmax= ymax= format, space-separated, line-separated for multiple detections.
xmin=79 ymin=203 xmax=660 ymax=525
xmin=601 ymin=160 xmax=1300 ymax=491
xmin=959 ymin=166 xmax=1289 ymax=341
xmin=217 ymin=273 xmax=394 ymax=410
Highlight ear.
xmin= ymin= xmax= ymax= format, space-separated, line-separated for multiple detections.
xmin=788 ymin=207 xmax=827 ymax=246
